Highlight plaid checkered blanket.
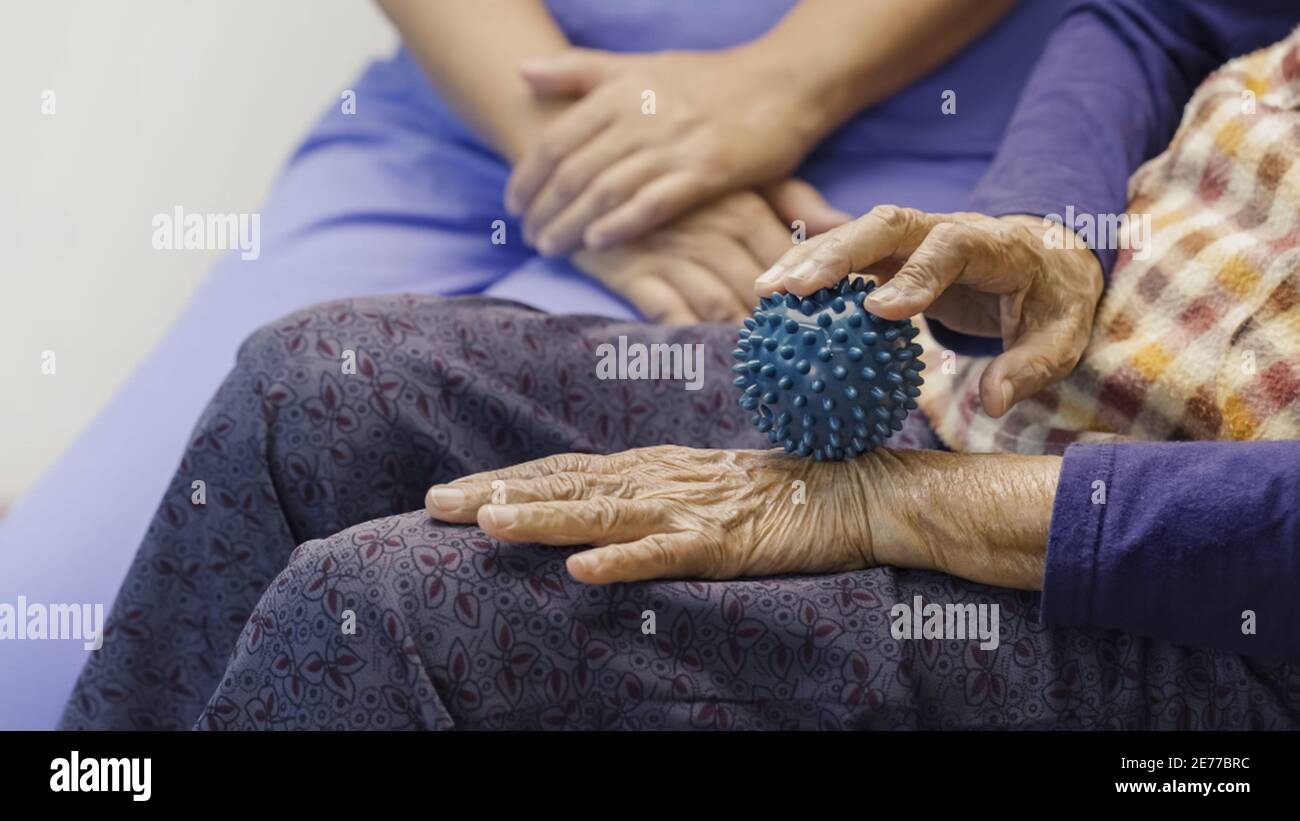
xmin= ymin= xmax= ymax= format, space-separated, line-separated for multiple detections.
xmin=918 ymin=29 xmax=1300 ymax=454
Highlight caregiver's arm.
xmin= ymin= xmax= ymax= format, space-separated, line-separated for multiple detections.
xmin=508 ymin=0 xmax=1016 ymax=254
xmin=748 ymin=0 xmax=1018 ymax=132
xmin=375 ymin=0 xmax=570 ymax=162
xmin=1044 ymin=440 xmax=1300 ymax=659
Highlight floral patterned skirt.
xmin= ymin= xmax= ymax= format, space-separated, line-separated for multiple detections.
xmin=60 ymin=296 xmax=1299 ymax=729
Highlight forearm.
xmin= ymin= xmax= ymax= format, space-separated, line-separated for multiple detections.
xmin=881 ymin=441 xmax=1300 ymax=659
xmin=376 ymin=0 xmax=570 ymax=162
xmin=871 ymin=449 xmax=1059 ymax=591
xmin=1044 ymin=441 xmax=1300 ymax=658
xmin=735 ymin=0 xmax=1015 ymax=146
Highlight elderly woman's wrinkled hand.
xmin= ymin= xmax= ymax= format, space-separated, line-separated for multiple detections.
xmin=755 ymin=207 xmax=1104 ymax=417
xmin=425 ymin=445 xmax=898 ymax=583
xmin=425 ymin=444 xmax=1059 ymax=589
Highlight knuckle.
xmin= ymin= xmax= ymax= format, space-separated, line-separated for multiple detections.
xmin=642 ymin=194 xmax=676 ymax=226
xmin=550 ymin=453 xmax=586 ymax=474
xmin=867 ymin=204 xmax=911 ymax=229
xmin=611 ymin=475 xmax=638 ymax=499
xmin=1002 ymin=220 xmax=1039 ymax=249
xmin=641 ymin=230 xmax=673 ymax=252
xmin=550 ymin=174 xmax=578 ymax=203
xmin=811 ymin=234 xmax=852 ymax=269
xmin=640 ymin=303 xmax=674 ymax=323
xmin=552 ymin=472 xmax=588 ymax=500
xmin=592 ymin=183 xmax=623 ymax=210
xmin=641 ymin=263 xmax=672 ymax=283
xmin=1057 ymin=333 xmax=1088 ymax=372
xmin=534 ymin=135 xmax=562 ymax=165
xmin=729 ymin=190 xmax=765 ymax=217
xmin=649 ymin=537 xmax=678 ymax=573
xmin=1025 ymin=352 xmax=1062 ymax=385
xmin=867 ymin=204 xmax=898 ymax=222
xmin=928 ymin=221 xmax=969 ymax=251
xmin=636 ymin=196 xmax=669 ymax=226
xmin=672 ymin=110 xmax=710 ymax=140
xmin=1001 ymin=222 xmax=1043 ymax=268
xmin=698 ymin=535 xmax=729 ymax=577
xmin=893 ymin=263 xmax=932 ymax=290
xmin=702 ymin=299 xmax=735 ymax=321
xmin=589 ymin=495 xmax=623 ymax=529
xmin=633 ymin=444 xmax=685 ymax=470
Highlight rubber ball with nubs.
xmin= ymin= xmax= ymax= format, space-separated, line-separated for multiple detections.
xmin=733 ymin=276 xmax=925 ymax=460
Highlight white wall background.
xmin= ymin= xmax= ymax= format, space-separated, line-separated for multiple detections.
xmin=0 ymin=1 xmax=397 ymax=510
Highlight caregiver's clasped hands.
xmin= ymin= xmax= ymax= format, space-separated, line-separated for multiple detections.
xmin=504 ymin=47 xmax=824 ymax=255
xmin=572 ymin=182 xmax=846 ymax=324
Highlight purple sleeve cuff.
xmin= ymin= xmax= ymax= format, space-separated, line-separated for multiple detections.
xmin=1043 ymin=441 xmax=1300 ymax=659
xmin=964 ymin=203 xmax=1117 ymax=277
xmin=1041 ymin=442 xmax=1112 ymax=629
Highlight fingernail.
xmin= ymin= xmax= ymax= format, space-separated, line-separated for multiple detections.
xmin=482 ymin=505 xmax=516 ymax=530
xmin=566 ymin=554 xmax=593 ymax=577
xmin=754 ymin=264 xmax=785 ymax=289
xmin=788 ymin=260 xmax=816 ymax=282
xmin=999 ymin=380 xmax=1015 ymax=413
xmin=536 ymin=235 xmax=557 ymax=256
xmin=427 ymin=488 xmax=465 ymax=513
xmin=584 ymin=229 xmax=610 ymax=249
xmin=869 ymin=283 xmax=901 ymax=304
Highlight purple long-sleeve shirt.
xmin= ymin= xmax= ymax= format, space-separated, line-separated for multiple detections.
xmin=959 ymin=0 xmax=1300 ymax=658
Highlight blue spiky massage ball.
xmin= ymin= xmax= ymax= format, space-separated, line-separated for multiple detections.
xmin=733 ymin=276 xmax=925 ymax=460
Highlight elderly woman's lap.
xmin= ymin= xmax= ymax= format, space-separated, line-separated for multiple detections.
xmin=199 ymin=508 xmax=1296 ymax=730
xmin=60 ymin=293 xmax=1297 ymax=729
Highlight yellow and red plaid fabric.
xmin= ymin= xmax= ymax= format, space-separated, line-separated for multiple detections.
xmin=918 ymin=29 xmax=1300 ymax=454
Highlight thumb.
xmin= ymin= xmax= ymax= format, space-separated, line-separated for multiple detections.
xmin=762 ymin=178 xmax=852 ymax=237
xmin=977 ymin=323 xmax=1082 ymax=417
xmin=520 ymin=48 xmax=616 ymax=96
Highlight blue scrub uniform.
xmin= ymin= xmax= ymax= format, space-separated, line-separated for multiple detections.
xmin=0 ymin=0 xmax=1062 ymax=727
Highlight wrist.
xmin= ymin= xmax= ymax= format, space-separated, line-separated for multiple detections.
xmin=845 ymin=449 xmax=930 ymax=572
xmin=724 ymin=40 xmax=838 ymax=156
xmin=499 ymin=97 xmax=570 ymax=165
xmin=1000 ymin=214 xmax=1105 ymax=298
xmin=863 ymin=449 xmax=1060 ymax=590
